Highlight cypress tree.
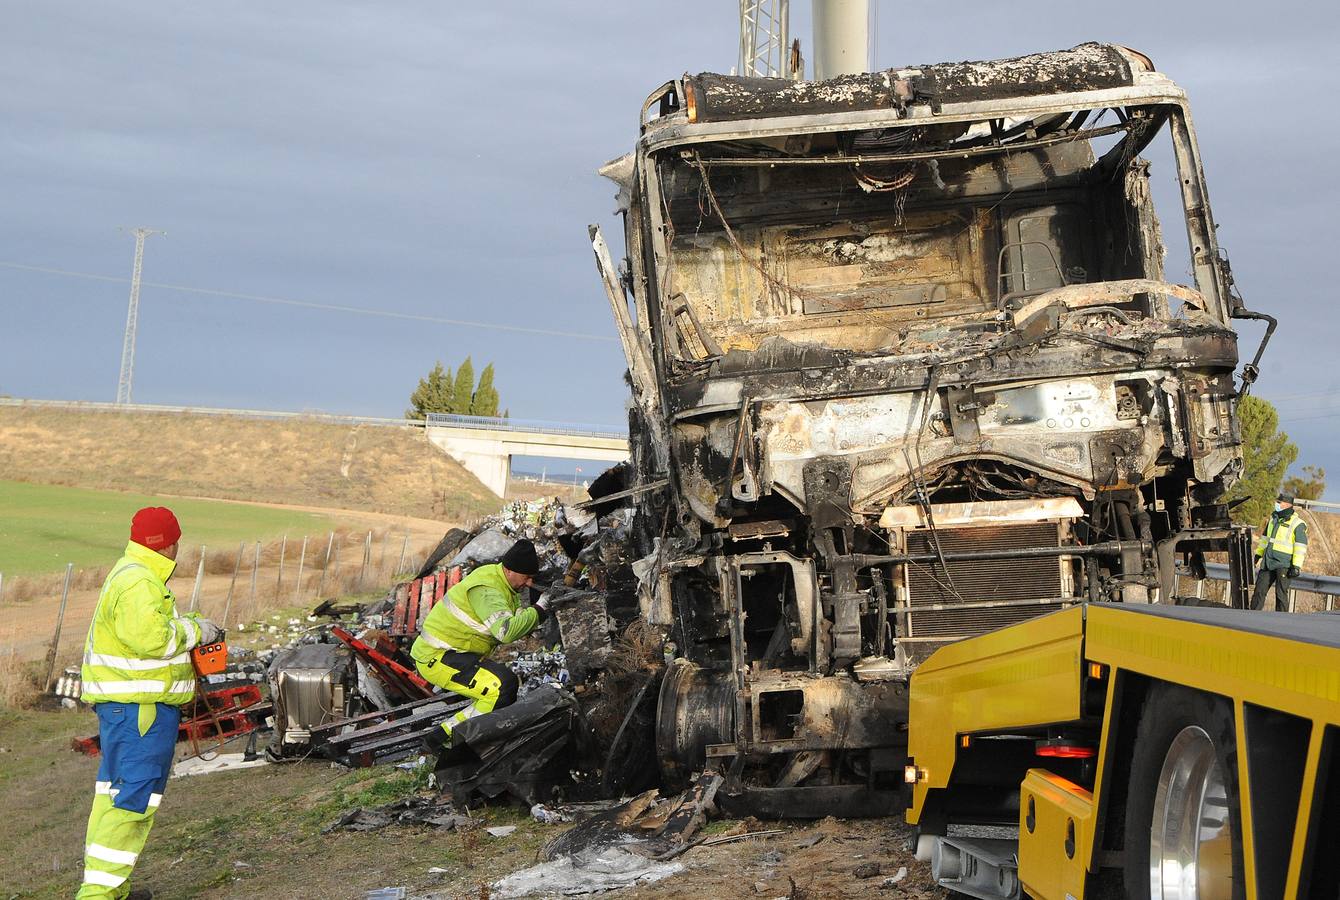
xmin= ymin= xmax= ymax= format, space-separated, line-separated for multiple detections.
xmin=470 ymin=363 xmax=500 ymax=417
xmin=452 ymin=357 xmax=475 ymax=417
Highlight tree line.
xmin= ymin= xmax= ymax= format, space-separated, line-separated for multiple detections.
xmin=406 ymin=357 xmax=504 ymax=419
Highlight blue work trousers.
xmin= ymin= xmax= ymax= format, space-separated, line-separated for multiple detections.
xmin=77 ymin=702 xmax=180 ymax=898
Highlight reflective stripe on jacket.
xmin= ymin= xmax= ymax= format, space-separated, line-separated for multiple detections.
xmin=411 ymin=563 xmax=539 ymax=660
xmin=1255 ymin=510 xmax=1309 ymax=570
xmin=80 ymin=541 xmax=201 ymax=705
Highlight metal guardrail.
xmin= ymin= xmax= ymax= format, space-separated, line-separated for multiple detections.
xmin=1202 ymin=561 xmax=1340 ymax=598
xmin=0 ymin=397 xmax=421 ymax=428
xmin=424 ymin=413 xmax=626 ymax=440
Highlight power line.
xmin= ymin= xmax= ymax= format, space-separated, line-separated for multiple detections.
xmin=0 ymin=259 xmax=618 ymax=343
xmin=1279 ymin=410 xmax=1340 ymax=425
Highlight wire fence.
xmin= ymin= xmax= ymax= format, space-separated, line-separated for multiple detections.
xmin=0 ymin=528 xmax=429 ymax=702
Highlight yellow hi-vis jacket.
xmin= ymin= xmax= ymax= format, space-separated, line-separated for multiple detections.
xmin=80 ymin=541 xmax=203 ymax=706
xmin=1255 ymin=509 xmax=1309 ymax=571
xmin=410 ymin=563 xmax=540 ymax=660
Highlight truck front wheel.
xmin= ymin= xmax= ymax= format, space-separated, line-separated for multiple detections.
xmin=1123 ymin=684 xmax=1244 ymax=900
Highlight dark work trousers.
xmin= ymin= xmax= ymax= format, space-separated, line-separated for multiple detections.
xmin=416 ymin=651 xmax=519 ymax=738
xmin=1251 ymin=566 xmax=1292 ymax=611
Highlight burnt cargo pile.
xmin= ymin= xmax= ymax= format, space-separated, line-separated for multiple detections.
xmin=587 ymin=42 xmax=1266 ymax=817
xmin=261 ymin=487 xmax=670 ymax=809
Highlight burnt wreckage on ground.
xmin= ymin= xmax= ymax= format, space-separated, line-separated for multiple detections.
xmin=591 ymin=43 xmax=1271 ymax=816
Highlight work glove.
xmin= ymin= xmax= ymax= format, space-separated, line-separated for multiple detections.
xmin=1287 ymin=566 xmax=1301 ymax=579
xmin=197 ymin=618 xmax=224 ymax=647
xmin=535 ymin=586 xmax=584 ymax=614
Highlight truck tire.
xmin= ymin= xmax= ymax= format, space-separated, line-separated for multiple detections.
xmin=1123 ymin=684 xmax=1244 ymax=900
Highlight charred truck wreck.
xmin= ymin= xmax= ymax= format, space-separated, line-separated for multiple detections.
xmin=591 ymin=43 xmax=1269 ymax=817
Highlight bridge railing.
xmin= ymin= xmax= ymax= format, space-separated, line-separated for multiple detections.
xmin=424 ymin=413 xmax=626 ymax=440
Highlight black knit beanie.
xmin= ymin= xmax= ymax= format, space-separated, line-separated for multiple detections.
xmin=500 ymin=539 xmax=540 ymax=576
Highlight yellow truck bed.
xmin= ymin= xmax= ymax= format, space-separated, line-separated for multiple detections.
xmin=906 ymin=602 xmax=1340 ymax=899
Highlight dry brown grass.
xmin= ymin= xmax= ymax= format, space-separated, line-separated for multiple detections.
xmin=1 ymin=567 xmax=109 ymax=604
xmin=0 ymin=629 xmax=47 ymax=709
xmin=0 ymin=405 xmax=497 ymax=521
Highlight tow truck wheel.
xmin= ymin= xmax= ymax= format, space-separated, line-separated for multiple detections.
xmin=1123 ymin=684 xmax=1244 ymax=900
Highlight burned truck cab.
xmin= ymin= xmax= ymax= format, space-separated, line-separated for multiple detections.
xmin=591 ymin=44 xmax=1255 ymax=816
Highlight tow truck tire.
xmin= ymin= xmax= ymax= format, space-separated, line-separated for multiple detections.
xmin=1123 ymin=684 xmax=1245 ymax=900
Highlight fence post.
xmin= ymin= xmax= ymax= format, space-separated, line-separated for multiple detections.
xmin=0 ymin=571 xmax=5 ymax=604
xmin=189 ymin=546 xmax=207 ymax=612
xmin=330 ymin=535 xmax=343 ymax=592
xmin=316 ymin=531 xmax=335 ymax=599
xmin=248 ymin=541 xmax=261 ymax=621
xmin=274 ymin=534 xmax=288 ymax=601
xmin=293 ymin=535 xmax=309 ymax=604
xmin=222 ymin=541 xmax=245 ymax=626
xmin=396 ymin=534 xmax=409 ymax=576
xmin=359 ymin=531 xmax=372 ymax=588
xmin=43 ymin=564 xmax=75 ymax=693
xmin=378 ymin=531 xmax=388 ymax=572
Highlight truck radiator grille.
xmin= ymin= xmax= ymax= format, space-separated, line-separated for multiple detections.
xmin=903 ymin=523 xmax=1067 ymax=639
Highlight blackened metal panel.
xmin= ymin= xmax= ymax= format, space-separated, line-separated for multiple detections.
xmin=684 ymin=44 xmax=1135 ymax=123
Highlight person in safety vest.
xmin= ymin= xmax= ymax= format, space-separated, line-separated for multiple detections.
xmin=77 ymin=507 xmax=222 ymax=900
xmin=1252 ymin=490 xmax=1309 ymax=611
xmin=411 ymin=539 xmax=574 ymax=751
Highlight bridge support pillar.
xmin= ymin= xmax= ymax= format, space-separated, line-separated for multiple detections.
xmin=455 ymin=447 xmax=510 ymax=498
xmin=428 ymin=432 xmax=511 ymax=497
xmin=424 ymin=419 xmax=629 ymax=500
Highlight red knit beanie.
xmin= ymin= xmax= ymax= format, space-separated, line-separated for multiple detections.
xmin=130 ymin=507 xmax=181 ymax=551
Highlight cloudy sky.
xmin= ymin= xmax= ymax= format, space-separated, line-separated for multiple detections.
xmin=2 ymin=2 xmax=1337 ymax=484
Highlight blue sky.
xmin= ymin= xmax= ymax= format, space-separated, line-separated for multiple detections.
xmin=1 ymin=2 xmax=1336 ymax=485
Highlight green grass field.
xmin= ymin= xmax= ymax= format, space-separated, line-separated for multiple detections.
xmin=0 ymin=480 xmax=336 ymax=576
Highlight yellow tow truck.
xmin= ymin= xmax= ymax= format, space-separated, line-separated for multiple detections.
xmin=906 ymin=603 xmax=1340 ymax=899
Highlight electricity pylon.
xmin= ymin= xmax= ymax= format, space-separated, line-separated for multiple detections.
xmin=116 ymin=227 xmax=164 ymax=405
xmin=739 ymin=0 xmax=789 ymax=77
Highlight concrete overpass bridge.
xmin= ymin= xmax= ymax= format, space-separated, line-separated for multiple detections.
xmin=424 ymin=413 xmax=629 ymax=497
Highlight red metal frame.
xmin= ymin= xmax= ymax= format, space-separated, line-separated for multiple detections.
xmin=72 ymin=683 xmax=265 ymax=756
xmin=387 ymin=573 xmax=448 ymax=637
xmin=331 ymin=625 xmax=432 ymax=700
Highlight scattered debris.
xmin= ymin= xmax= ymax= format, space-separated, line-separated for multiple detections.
xmin=364 ymin=888 xmax=406 ymax=900
xmin=880 ymin=866 xmax=909 ymax=888
xmin=699 ymin=830 xmax=786 ymax=847
xmin=173 ymin=753 xmax=268 ymax=778
xmin=324 ymin=796 xmax=471 ymax=833
xmin=510 ymin=649 xmax=570 ymax=698
xmin=852 ymin=862 xmax=882 ymax=879
xmin=485 ymin=825 xmax=518 ymax=838
xmin=540 ymin=772 xmax=723 ymax=863
xmin=490 ymin=845 xmax=684 ymax=899
xmin=530 ymin=804 xmax=573 ymax=825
